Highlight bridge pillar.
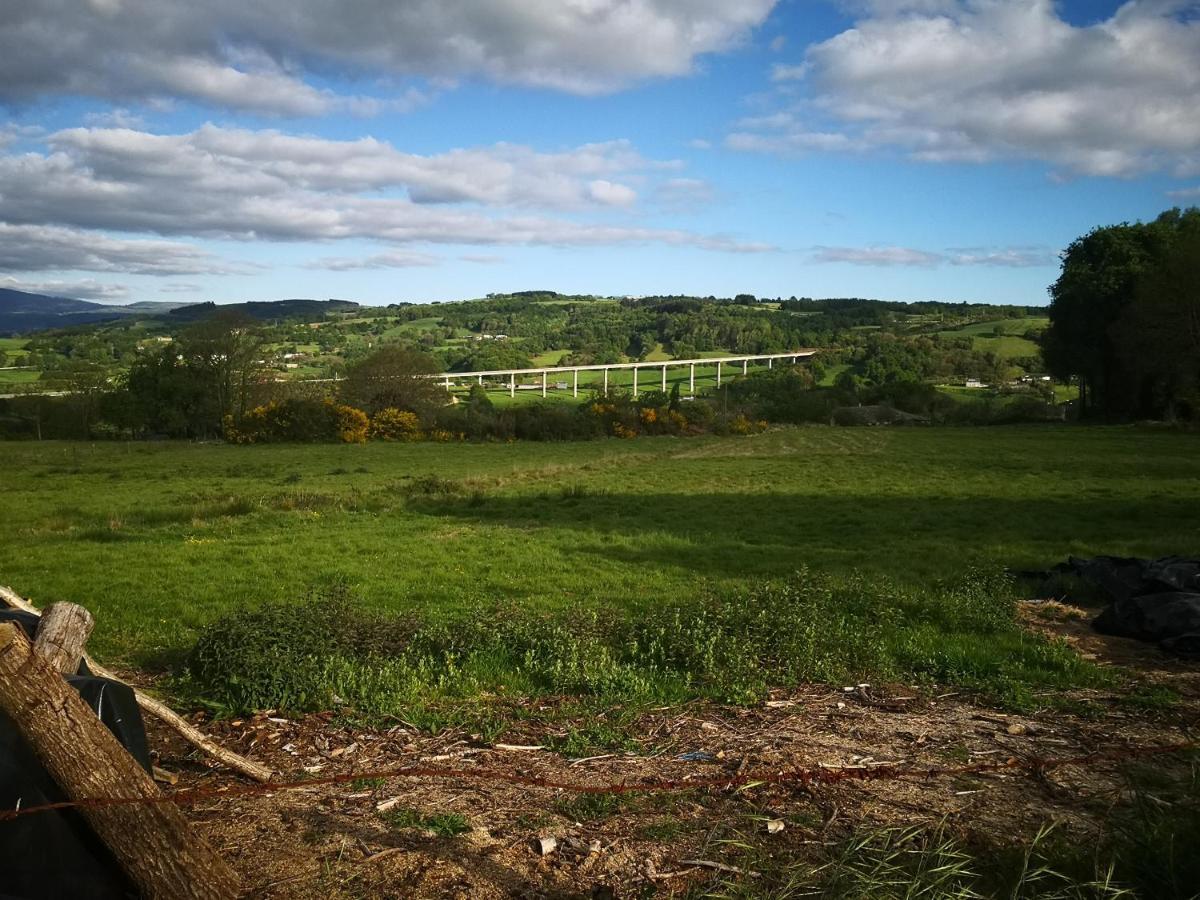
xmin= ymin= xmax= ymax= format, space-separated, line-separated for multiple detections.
xmin=573 ymin=369 xmax=578 ymax=398
xmin=444 ymin=376 xmax=452 ymax=390
xmin=633 ymin=366 xmax=638 ymax=397
xmin=478 ymin=374 xmax=483 ymax=385
xmin=661 ymin=365 xmax=667 ymax=392
xmin=689 ymin=364 xmax=695 ymax=394
xmin=542 ymin=371 xmax=547 ymax=397
xmin=716 ymin=361 xmax=722 ymax=387
xmin=742 ymin=359 xmax=748 ymax=375
xmin=603 ymin=368 xmax=608 ymax=396
xmin=510 ymin=375 xmax=515 ymax=398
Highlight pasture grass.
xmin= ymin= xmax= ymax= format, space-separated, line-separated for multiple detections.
xmin=1 ymin=426 xmax=1196 ymax=670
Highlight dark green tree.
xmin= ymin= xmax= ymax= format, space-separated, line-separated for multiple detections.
xmin=339 ymin=346 xmax=444 ymax=417
xmin=1043 ymin=207 xmax=1199 ymax=416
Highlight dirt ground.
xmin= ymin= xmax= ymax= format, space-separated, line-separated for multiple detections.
xmin=144 ymin=605 xmax=1199 ymax=899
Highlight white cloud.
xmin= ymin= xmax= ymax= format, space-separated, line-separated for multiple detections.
xmin=587 ymin=179 xmax=638 ymax=207
xmin=812 ymin=244 xmax=1055 ymax=267
xmin=0 ymin=124 xmax=773 ymax=280
xmin=0 ymin=275 xmax=130 ymax=301
xmin=0 ymin=1 xmax=777 ymax=113
xmin=1167 ymin=185 xmax=1200 ymax=199
xmin=812 ymin=245 xmax=944 ymax=267
xmin=0 ymin=223 xmax=251 ymax=275
xmin=737 ymin=1 xmax=1200 ymax=177
xmin=304 ymin=250 xmax=440 ymax=271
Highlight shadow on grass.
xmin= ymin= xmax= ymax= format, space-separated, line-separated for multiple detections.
xmin=407 ymin=490 xmax=1200 ymax=582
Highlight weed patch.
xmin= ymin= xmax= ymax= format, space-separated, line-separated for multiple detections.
xmin=185 ymin=570 xmax=1108 ymax=721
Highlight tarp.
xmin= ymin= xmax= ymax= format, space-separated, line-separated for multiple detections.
xmin=0 ymin=609 xmax=146 ymax=899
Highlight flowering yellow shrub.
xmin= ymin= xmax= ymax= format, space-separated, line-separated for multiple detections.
xmin=369 ymin=407 xmax=421 ymax=442
xmin=333 ymin=403 xmax=369 ymax=443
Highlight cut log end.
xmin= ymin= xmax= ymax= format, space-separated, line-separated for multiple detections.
xmin=34 ymin=601 xmax=95 ymax=675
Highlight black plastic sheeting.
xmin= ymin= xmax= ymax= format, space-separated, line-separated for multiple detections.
xmin=0 ymin=609 xmax=148 ymax=899
xmin=1031 ymin=556 xmax=1200 ymax=655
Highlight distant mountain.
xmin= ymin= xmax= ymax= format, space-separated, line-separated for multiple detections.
xmin=167 ymin=298 xmax=361 ymax=323
xmin=0 ymin=289 xmax=360 ymax=335
xmin=0 ymin=288 xmax=141 ymax=334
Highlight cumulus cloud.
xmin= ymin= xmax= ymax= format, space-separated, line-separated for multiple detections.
xmin=0 ymin=1 xmax=776 ymax=112
xmin=31 ymin=125 xmax=654 ymax=211
xmin=812 ymin=244 xmax=1054 ymax=267
xmin=0 ymin=124 xmax=772 ymax=279
xmin=0 ymin=223 xmax=251 ymax=275
xmin=737 ymin=0 xmax=1200 ymax=177
xmin=1167 ymin=185 xmax=1200 ymax=199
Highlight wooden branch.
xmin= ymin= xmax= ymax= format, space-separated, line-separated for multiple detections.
xmin=0 ymin=623 xmax=241 ymax=900
xmin=34 ymin=601 xmax=94 ymax=674
xmin=0 ymin=585 xmax=275 ymax=783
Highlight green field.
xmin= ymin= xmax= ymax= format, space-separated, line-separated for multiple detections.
xmin=935 ymin=316 xmax=1047 ymax=359
xmin=2 ymin=426 xmax=1196 ymax=668
xmin=0 ymin=369 xmax=42 ymax=385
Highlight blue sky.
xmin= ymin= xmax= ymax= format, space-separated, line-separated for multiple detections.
xmin=1 ymin=0 xmax=1197 ymax=307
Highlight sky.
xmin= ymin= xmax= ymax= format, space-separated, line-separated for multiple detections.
xmin=1 ymin=0 xmax=1198 ymax=308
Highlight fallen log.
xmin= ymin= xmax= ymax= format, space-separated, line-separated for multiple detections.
xmin=0 ymin=622 xmax=241 ymax=899
xmin=0 ymin=585 xmax=275 ymax=783
xmin=34 ymin=601 xmax=94 ymax=674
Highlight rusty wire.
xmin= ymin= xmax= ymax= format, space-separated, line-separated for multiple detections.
xmin=1 ymin=740 xmax=1194 ymax=823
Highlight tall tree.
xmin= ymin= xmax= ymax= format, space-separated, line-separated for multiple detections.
xmin=1043 ymin=207 xmax=1199 ymax=417
xmin=1117 ymin=230 xmax=1200 ymax=420
xmin=338 ymin=346 xmax=444 ymax=418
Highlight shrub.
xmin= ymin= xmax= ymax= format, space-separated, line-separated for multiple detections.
xmin=370 ymin=407 xmax=422 ymax=441
xmin=225 ymin=399 xmax=368 ymax=443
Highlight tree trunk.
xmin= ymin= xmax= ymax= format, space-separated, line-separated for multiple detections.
xmin=0 ymin=623 xmax=241 ymax=900
xmin=0 ymin=585 xmax=275 ymax=783
xmin=33 ymin=601 xmax=94 ymax=674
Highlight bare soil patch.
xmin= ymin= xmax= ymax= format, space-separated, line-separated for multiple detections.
xmin=142 ymin=608 xmax=1198 ymax=898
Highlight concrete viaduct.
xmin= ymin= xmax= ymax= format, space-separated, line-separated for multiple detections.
xmin=430 ymin=350 xmax=817 ymax=398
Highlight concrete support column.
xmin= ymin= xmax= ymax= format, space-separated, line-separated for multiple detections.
xmin=541 ymin=371 xmax=547 ymax=398
xmin=768 ymin=358 xmax=773 ymax=369
xmin=603 ymin=369 xmax=608 ymax=396
xmin=742 ymin=359 xmax=748 ymax=376
xmin=445 ymin=376 xmax=452 ymax=390
xmin=632 ymin=366 xmax=639 ymax=397
xmin=716 ymin=361 xmax=722 ymax=387
xmin=573 ymin=369 xmax=578 ymax=398
xmin=510 ymin=375 xmax=515 ymax=398
xmin=689 ymin=364 xmax=695 ymax=394
xmin=478 ymin=374 xmax=483 ymax=385
xmin=661 ymin=365 xmax=667 ymax=392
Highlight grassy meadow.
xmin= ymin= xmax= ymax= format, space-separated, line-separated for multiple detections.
xmin=2 ymin=425 xmax=1196 ymax=673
